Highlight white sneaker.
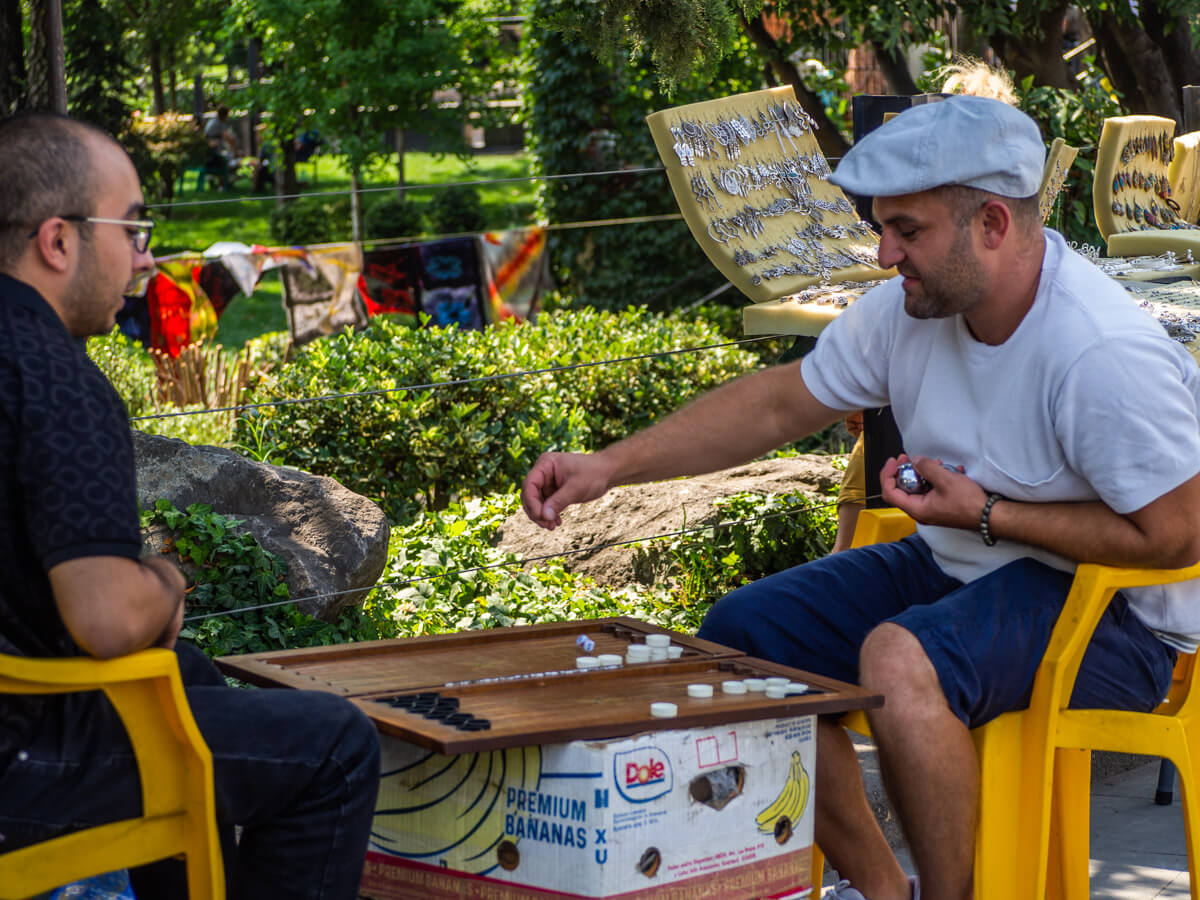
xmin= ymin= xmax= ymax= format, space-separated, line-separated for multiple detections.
xmin=826 ymin=876 xmax=920 ymax=900
xmin=827 ymin=880 xmax=869 ymax=900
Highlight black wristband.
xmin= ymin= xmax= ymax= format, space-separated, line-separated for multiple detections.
xmin=980 ymin=493 xmax=1003 ymax=546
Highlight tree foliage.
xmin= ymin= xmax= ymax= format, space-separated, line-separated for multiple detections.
xmin=225 ymin=0 xmax=517 ymax=234
xmin=564 ymin=0 xmax=1200 ymax=127
xmin=521 ymin=0 xmax=762 ymax=308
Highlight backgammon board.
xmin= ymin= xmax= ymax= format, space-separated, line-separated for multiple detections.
xmin=217 ymin=617 xmax=882 ymax=754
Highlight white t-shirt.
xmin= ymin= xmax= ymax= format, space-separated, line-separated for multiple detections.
xmin=802 ymin=229 xmax=1200 ymax=647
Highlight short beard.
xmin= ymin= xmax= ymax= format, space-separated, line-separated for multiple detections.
xmin=903 ymin=226 xmax=988 ymax=320
xmin=60 ymin=234 xmax=113 ymax=338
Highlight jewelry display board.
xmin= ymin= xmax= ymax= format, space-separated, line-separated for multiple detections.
xmin=1038 ymin=137 xmax=1078 ymax=223
xmin=1169 ymin=131 xmax=1200 ymax=225
xmin=1094 ymin=114 xmax=1200 ymax=257
xmin=646 ymin=86 xmax=892 ymax=303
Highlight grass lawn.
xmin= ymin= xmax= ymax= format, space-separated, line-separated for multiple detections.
xmin=150 ymin=150 xmax=537 ymax=349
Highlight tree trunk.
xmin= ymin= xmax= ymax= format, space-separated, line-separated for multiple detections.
xmin=1088 ymin=9 xmax=1147 ymax=112
xmin=737 ymin=10 xmax=850 ymax=158
xmin=148 ymin=38 xmax=165 ymax=115
xmin=277 ymin=133 xmax=298 ymax=207
xmin=994 ymin=1 xmax=1074 ymax=90
xmin=42 ymin=0 xmax=65 ymax=112
xmin=0 ymin=0 xmax=26 ymax=115
xmin=24 ymin=0 xmax=51 ymax=109
xmin=351 ymin=167 xmax=364 ymax=243
xmin=1139 ymin=0 xmax=1200 ymax=97
xmin=869 ymin=40 xmax=918 ymax=96
xmin=167 ymin=43 xmax=178 ymax=111
xmin=1091 ymin=6 xmax=1181 ymax=122
xmin=395 ymin=128 xmax=406 ymax=195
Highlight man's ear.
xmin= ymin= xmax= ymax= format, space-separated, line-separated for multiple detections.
xmin=978 ymin=200 xmax=1012 ymax=250
xmin=29 ymin=218 xmax=73 ymax=274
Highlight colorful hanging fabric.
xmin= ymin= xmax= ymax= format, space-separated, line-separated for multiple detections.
xmin=139 ymin=257 xmax=218 ymax=357
xmin=120 ymin=255 xmax=231 ymax=355
xmin=416 ymin=237 xmax=486 ymax=331
xmin=194 ymin=259 xmax=240 ymax=318
xmin=278 ymin=244 xmax=366 ymax=345
xmin=357 ymin=245 xmax=422 ymax=319
xmin=481 ymin=226 xmax=549 ymax=323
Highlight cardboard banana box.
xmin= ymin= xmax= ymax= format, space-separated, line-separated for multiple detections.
xmin=361 ymin=716 xmax=817 ymax=900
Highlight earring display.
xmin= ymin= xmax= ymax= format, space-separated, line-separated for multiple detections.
xmin=1037 ymin=137 xmax=1078 ymax=224
xmin=1168 ymin=131 xmax=1200 ymax=227
xmin=1094 ymin=114 xmax=1200 ymax=257
xmin=647 ymin=87 xmax=892 ymax=308
xmin=1118 ymin=277 xmax=1200 ymax=362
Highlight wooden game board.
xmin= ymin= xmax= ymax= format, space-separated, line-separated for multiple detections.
xmin=217 ymin=617 xmax=881 ymax=754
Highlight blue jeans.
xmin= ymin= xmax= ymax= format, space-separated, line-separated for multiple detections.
xmin=0 ymin=643 xmax=381 ymax=900
xmin=698 ymin=535 xmax=1176 ymax=728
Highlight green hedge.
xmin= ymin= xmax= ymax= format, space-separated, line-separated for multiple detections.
xmin=363 ymin=490 xmax=835 ymax=639
xmin=234 ymin=307 xmax=761 ymax=520
xmin=86 ymin=329 xmax=292 ymax=448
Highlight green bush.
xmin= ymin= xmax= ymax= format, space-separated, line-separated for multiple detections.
xmin=87 ymin=331 xmax=235 ymax=446
xmin=427 ymin=184 xmax=486 ymax=235
xmin=234 ymin=306 xmax=761 ymax=521
xmin=629 ymin=489 xmax=835 ymax=607
xmin=362 ymin=489 xmax=835 ymax=640
xmin=87 ymin=329 xmax=159 ymax=415
xmin=143 ymin=500 xmax=382 ymax=657
xmin=89 ymin=330 xmax=297 ymax=448
xmin=269 ymin=196 xmax=353 ymax=245
xmin=365 ymin=196 xmax=427 ymax=241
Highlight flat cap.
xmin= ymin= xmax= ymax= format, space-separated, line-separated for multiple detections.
xmin=828 ymin=96 xmax=1045 ymax=198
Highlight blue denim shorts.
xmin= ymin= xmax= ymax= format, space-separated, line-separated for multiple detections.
xmin=698 ymin=535 xmax=1176 ymax=728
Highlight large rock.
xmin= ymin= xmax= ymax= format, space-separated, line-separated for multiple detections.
xmin=133 ymin=432 xmax=390 ymax=620
xmin=496 ymin=456 xmax=843 ymax=587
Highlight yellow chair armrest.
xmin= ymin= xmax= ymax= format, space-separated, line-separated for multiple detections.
xmin=849 ymin=508 xmax=917 ymax=548
xmin=0 ymin=647 xmax=180 ymax=692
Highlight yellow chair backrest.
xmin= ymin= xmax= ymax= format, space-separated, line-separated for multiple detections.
xmin=0 ymin=648 xmax=223 ymax=900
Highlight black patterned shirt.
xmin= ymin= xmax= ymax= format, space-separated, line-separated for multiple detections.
xmin=0 ymin=274 xmax=142 ymax=765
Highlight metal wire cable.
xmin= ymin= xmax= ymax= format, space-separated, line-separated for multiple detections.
xmin=129 ymin=332 xmax=784 ymax=422
xmin=147 ymin=165 xmax=670 ymax=210
xmin=148 ymin=142 xmax=1098 ymax=213
xmin=182 ymin=492 xmax=872 ymax=623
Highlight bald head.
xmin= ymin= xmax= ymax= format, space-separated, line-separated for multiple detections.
xmin=0 ymin=113 xmax=116 ymax=270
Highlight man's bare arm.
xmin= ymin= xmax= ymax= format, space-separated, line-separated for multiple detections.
xmin=522 ymin=361 xmax=846 ymax=528
xmin=883 ymin=456 xmax=1200 ymax=569
xmin=49 ymin=554 xmax=187 ymax=659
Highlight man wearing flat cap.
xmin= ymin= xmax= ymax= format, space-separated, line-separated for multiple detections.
xmin=522 ymin=96 xmax=1200 ymax=899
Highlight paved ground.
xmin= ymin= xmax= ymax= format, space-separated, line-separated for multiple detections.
xmin=820 ymin=750 xmax=1191 ymax=898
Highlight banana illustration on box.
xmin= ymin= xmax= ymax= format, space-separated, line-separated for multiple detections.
xmin=372 ymin=744 xmax=541 ymax=875
xmin=755 ymin=749 xmax=810 ymax=833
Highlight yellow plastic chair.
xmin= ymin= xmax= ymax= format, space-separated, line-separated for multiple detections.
xmin=811 ymin=508 xmax=1200 ymax=899
xmin=0 ymin=648 xmax=224 ymax=900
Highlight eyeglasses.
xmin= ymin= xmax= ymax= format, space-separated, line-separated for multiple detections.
xmin=26 ymin=215 xmax=155 ymax=254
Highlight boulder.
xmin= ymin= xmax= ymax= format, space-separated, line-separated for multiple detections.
xmin=496 ymin=455 xmax=843 ymax=587
xmin=133 ymin=431 xmax=390 ymax=620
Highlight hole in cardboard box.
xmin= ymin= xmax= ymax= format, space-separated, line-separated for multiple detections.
xmin=497 ymin=840 xmax=520 ymax=870
xmin=773 ymin=814 xmax=793 ymax=844
xmin=638 ymin=846 xmax=661 ymax=877
xmin=688 ymin=765 xmax=745 ymax=810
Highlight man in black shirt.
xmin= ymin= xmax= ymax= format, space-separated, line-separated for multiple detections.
xmin=0 ymin=112 xmax=380 ymax=899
